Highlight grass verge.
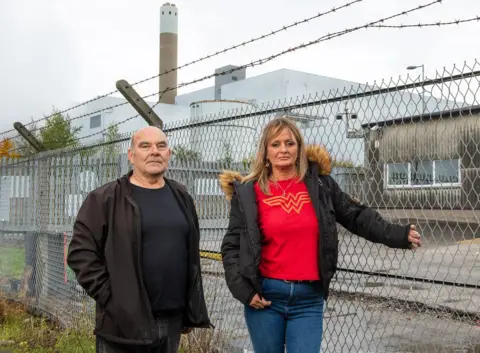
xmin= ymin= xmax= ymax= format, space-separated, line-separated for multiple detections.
xmin=0 ymin=297 xmax=222 ymax=353
xmin=0 ymin=247 xmax=24 ymax=280
xmin=0 ymin=298 xmax=95 ymax=352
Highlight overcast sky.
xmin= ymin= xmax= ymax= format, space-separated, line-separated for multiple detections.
xmin=1 ymin=0 xmax=479 ymax=135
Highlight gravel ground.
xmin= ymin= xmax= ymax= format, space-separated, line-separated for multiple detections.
xmin=200 ymin=259 xmax=480 ymax=353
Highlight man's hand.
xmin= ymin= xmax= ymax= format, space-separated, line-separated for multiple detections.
xmin=249 ymin=293 xmax=271 ymax=310
xmin=408 ymin=224 xmax=422 ymax=250
xmin=181 ymin=327 xmax=193 ymax=334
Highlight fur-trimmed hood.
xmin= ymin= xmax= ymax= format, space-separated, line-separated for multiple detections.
xmin=218 ymin=144 xmax=332 ymax=200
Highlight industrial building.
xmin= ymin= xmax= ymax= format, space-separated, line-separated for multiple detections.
xmin=3 ymin=2 xmax=477 ymax=226
xmin=361 ymin=105 xmax=480 ymax=210
xmin=70 ymin=2 xmax=463 ymax=168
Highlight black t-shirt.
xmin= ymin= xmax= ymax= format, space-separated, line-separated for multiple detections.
xmin=131 ymin=183 xmax=189 ymax=316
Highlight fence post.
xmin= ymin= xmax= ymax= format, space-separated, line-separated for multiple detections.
xmin=115 ymin=79 xmax=164 ymax=128
xmin=34 ymin=155 xmax=50 ymax=304
xmin=12 ymin=123 xmax=46 ymax=303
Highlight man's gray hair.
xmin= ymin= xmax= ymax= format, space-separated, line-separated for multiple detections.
xmin=129 ymin=125 xmax=166 ymax=150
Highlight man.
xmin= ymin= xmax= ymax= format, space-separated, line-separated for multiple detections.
xmin=67 ymin=126 xmax=212 ymax=353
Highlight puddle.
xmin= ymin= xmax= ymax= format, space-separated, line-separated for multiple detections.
xmin=364 ymin=281 xmax=385 ymax=288
xmin=444 ymin=298 xmax=464 ymax=304
xmin=391 ymin=283 xmax=425 ymax=291
xmin=360 ymin=281 xmax=426 ymax=291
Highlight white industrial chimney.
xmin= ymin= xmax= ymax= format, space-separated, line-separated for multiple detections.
xmin=159 ymin=3 xmax=178 ymax=104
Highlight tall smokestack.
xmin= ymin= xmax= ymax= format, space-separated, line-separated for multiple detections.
xmin=159 ymin=3 xmax=178 ymax=104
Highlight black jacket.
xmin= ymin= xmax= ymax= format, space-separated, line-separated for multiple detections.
xmin=67 ymin=170 xmax=212 ymax=345
xmin=219 ymin=145 xmax=411 ymax=305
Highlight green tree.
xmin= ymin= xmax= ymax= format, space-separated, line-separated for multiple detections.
xmin=242 ymin=153 xmax=255 ymax=171
xmin=218 ymin=141 xmax=233 ymax=169
xmin=103 ymin=123 xmax=121 ymax=157
xmin=40 ymin=110 xmax=82 ymax=150
xmin=172 ymin=145 xmax=202 ymax=164
xmin=102 ymin=123 xmax=122 ymax=180
xmin=16 ymin=109 xmax=82 ymax=157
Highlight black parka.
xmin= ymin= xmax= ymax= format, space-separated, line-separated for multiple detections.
xmin=219 ymin=145 xmax=411 ymax=305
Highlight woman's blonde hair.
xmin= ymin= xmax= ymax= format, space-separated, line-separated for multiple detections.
xmin=243 ymin=116 xmax=309 ymax=195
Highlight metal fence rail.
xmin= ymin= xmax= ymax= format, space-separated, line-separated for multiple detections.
xmin=1 ymin=60 xmax=480 ymax=352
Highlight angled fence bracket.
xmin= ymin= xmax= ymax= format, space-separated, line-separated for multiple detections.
xmin=13 ymin=122 xmax=46 ymax=152
xmin=116 ymin=79 xmax=164 ymax=129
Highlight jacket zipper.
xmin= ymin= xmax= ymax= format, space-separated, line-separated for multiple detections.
xmin=127 ymin=196 xmax=157 ymax=341
xmin=234 ymin=183 xmax=260 ymax=296
xmin=176 ymin=191 xmax=214 ymax=329
xmin=317 ymin=177 xmax=328 ymax=299
xmin=189 ymin=227 xmax=215 ymax=328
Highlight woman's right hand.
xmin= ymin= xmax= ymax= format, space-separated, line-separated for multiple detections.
xmin=249 ymin=293 xmax=271 ymax=310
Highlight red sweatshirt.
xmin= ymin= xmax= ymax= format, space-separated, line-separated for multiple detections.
xmin=254 ymin=178 xmax=320 ymax=280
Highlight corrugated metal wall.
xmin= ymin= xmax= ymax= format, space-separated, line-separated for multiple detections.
xmin=365 ymin=113 xmax=480 ymax=209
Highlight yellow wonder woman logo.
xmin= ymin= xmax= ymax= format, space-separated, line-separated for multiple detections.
xmin=263 ymin=192 xmax=311 ymax=214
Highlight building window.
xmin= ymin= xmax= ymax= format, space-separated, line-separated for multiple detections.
xmin=90 ymin=115 xmax=101 ymax=129
xmin=411 ymin=161 xmax=433 ymax=186
xmin=435 ymin=160 xmax=460 ymax=184
xmin=387 ymin=163 xmax=409 ymax=186
xmin=232 ymin=76 xmax=238 ymax=81
xmin=385 ymin=159 xmax=461 ymax=188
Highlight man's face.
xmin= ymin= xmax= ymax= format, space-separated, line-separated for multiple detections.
xmin=128 ymin=127 xmax=171 ymax=177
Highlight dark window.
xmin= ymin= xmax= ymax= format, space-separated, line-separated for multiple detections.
xmin=387 ymin=163 xmax=409 ymax=186
xmin=232 ymin=76 xmax=238 ymax=81
xmin=90 ymin=115 xmax=101 ymax=129
xmin=385 ymin=159 xmax=460 ymax=188
xmin=435 ymin=160 xmax=460 ymax=184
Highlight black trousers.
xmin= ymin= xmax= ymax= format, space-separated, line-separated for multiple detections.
xmin=96 ymin=315 xmax=183 ymax=353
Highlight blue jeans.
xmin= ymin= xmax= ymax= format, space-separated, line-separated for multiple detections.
xmin=244 ymin=278 xmax=325 ymax=353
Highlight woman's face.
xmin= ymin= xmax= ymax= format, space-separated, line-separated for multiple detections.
xmin=266 ymin=127 xmax=299 ymax=171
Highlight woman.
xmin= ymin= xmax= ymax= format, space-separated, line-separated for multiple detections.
xmin=218 ymin=116 xmax=421 ymax=353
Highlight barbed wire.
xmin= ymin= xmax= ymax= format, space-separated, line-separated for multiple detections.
xmin=0 ymin=0 xmax=364 ymax=138
xmin=9 ymin=0 xmax=459 ymax=143
xmin=0 ymin=92 xmax=120 ymax=138
xmin=97 ymin=0 xmax=449 ymax=104
xmin=12 ymin=91 xmax=168 ymax=154
xmin=11 ymin=0 xmax=449 ymax=153
xmin=54 ymin=94 xmax=167 ymax=149
xmin=126 ymin=0 xmax=364 ymax=87
xmin=371 ymin=15 xmax=480 ymax=28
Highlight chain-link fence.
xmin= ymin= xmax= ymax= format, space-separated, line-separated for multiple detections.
xmin=1 ymin=60 xmax=479 ymax=352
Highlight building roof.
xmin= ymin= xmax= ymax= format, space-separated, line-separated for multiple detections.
xmin=361 ymin=104 xmax=480 ymax=129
